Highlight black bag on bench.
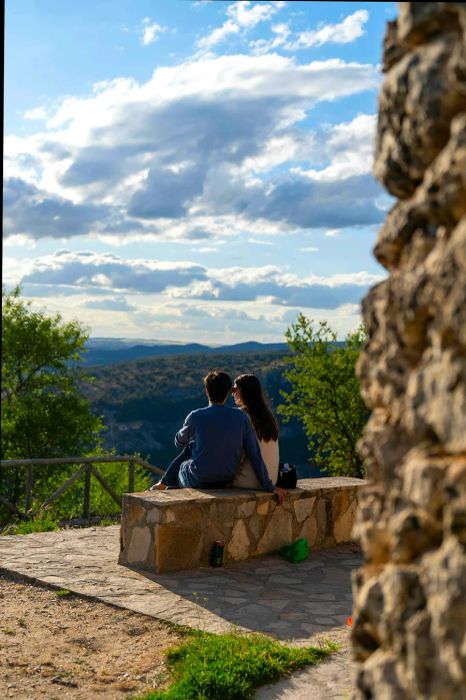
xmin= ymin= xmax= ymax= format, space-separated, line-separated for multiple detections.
xmin=276 ymin=462 xmax=297 ymax=488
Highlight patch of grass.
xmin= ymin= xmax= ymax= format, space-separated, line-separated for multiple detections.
xmin=2 ymin=628 xmax=16 ymax=636
xmin=55 ymin=589 xmax=72 ymax=597
xmin=137 ymin=629 xmax=336 ymax=700
xmin=2 ymin=511 xmax=60 ymax=536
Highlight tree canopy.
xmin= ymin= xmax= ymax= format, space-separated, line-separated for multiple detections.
xmin=1 ymin=288 xmax=103 ymax=459
xmin=278 ymin=314 xmax=369 ymax=478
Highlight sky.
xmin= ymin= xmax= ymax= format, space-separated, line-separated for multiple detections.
xmin=4 ymin=0 xmax=397 ymax=344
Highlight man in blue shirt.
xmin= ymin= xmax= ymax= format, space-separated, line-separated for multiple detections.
xmin=151 ymin=370 xmax=286 ymax=504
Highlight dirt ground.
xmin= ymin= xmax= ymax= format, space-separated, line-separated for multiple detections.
xmin=0 ymin=574 xmax=182 ymax=700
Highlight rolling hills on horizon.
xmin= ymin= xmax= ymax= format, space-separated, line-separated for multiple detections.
xmin=83 ymin=338 xmax=289 ymax=367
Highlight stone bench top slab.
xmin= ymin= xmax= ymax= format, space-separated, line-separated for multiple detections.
xmin=125 ymin=477 xmax=367 ymax=507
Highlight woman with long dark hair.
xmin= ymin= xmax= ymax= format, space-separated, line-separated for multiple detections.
xmin=232 ymin=373 xmax=280 ymax=489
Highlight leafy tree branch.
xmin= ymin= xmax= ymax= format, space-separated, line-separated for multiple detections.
xmin=278 ymin=314 xmax=369 ymax=478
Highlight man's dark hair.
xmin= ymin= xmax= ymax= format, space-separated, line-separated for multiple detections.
xmin=204 ymin=370 xmax=232 ymax=404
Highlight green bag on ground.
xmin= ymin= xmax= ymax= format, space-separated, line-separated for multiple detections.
xmin=278 ymin=538 xmax=309 ymax=563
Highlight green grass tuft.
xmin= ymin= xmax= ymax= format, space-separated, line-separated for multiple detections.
xmin=98 ymin=516 xmax=117 ymax=527
xmin=137 ymin=630 xmax=336 ymax=700
xmin=3 ymin=511 xmax=60 ymax=535
xmin=55 ymin=589 xmax=72 ymax=597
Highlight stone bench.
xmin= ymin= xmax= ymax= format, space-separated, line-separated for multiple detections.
xmin=118 ymin=477 xmax=366 ymax=573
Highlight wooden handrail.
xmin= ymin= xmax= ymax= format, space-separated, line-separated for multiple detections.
xmin=0 ymin=455 xmax=164 ymax=521
xmin=1 ymin=456 xmax=163 ymax=474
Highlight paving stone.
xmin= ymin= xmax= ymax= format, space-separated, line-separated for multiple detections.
xmin=265 ymin=621 xmax=296 ymax=632
xmin=299 ymin=623 xmax=329 ymax=635
xmin=269 ymin=572 xmax=307 ymax=582
xmin=229 ymin=582 xmax=264 ymax=593
xmin=238 ymin=603 xmax=275 ymax=618
xmin=259 ymin=599 xmax=289 ymax=611
xmin=315 ymin=617 xmax=338 ymax=626
xmin=303 ymin=603 xmax=348 ymax=616
xmin=279 ymin=612 xmax=306 ymax=621
xmin=255 ymin=628 xmax=353 ymax=700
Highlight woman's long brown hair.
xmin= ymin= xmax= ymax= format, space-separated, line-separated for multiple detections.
xmin=234 ymin=373 xmax=279 ymax=442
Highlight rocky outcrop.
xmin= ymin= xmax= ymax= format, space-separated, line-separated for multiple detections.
xmin=352 ymin=3 xmax=466 ymax=698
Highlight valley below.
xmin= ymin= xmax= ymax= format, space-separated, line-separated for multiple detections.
xmin=82 ymin=347 xmax=320 ymax=479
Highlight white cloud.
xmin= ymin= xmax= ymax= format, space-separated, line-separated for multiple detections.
xmin=141 ymin=18 xmax=166 ymax=46
xmin=5 ymin=253 xmax=372 ymax=342
xmin=5 ymin=55 xmax=380 ymax=244
xmin=197 ymin=1 xmax=285 ymax=50
xmin=250 ymin=10 xmax=369 ymax=54
xmin=325 ymin=228 xmax=342 ymax=237
xmin=4 ymin=290 xmax=364 ymax=344
xmin=19 ymin=250 xmax=207 ymax=294
xmin=197 ymin=19 xmax=240 ymax=50
xmin=23 ymin=106 xmax=48 ymax=121
xmin=240 ymin=132 xmax=314 ymax=174
xmin=249 ymin=22 xmax=291 ymax=55
xmin=296 ymin=113 xmax=376 ymax=182
xmin=83 ymin=296 xmax=135 ymax=312
xmin=9 ymin=250 xmax=384 ymax=311
xmin=228 ymin=1 xmax=285 ymax=29
xmin=300 ymin=246 xmax=319 ymax=252
xmin=248 ymin=238 xmax=274 ymax=246
xmin=286 ymin=10 xmax=369 ymax=51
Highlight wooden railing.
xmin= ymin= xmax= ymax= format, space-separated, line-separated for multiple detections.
xmin=0 ymin=456 xmax=164 ymax=520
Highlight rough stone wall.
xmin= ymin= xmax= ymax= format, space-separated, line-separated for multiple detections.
xmin=351 ymin=3 xmax=466 ymax=698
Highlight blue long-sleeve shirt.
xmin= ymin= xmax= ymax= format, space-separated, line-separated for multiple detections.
xmin=174 ymin=404 xmax=275 ymax=492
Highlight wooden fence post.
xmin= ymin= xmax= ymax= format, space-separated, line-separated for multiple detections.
xmin=128 ymin=460 xmax=135 ymax=493
xmin=83 ymin=465 xmax=91 ymax=520
xmin=25 ymin=465 xmax=33 ymax=512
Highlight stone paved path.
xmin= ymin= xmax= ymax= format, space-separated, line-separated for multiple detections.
xmin=0 ymin=526 xmax=362 ymax=698
xmin=255 ymin=628 xmax=353 ymax=700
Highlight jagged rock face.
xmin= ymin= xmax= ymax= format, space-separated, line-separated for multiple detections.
xmin=352 ymin=3 xmax=466 ymax=698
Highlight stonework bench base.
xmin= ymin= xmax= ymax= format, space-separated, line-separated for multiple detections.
xmin=119 ymin=477 xmax=366 ymax=573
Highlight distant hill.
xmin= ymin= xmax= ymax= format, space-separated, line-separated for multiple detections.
xmin=82 ymin=338 xmax=289 ymax=366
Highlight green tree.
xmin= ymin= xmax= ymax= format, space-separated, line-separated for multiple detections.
xmin=278 ymin=314 xmax=368 ymax=478
xmin=1 ymin=288 xmax=104 ymax=460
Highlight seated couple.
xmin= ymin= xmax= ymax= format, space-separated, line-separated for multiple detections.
xmin=150 ymin=370 xmax=287 ymax=504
